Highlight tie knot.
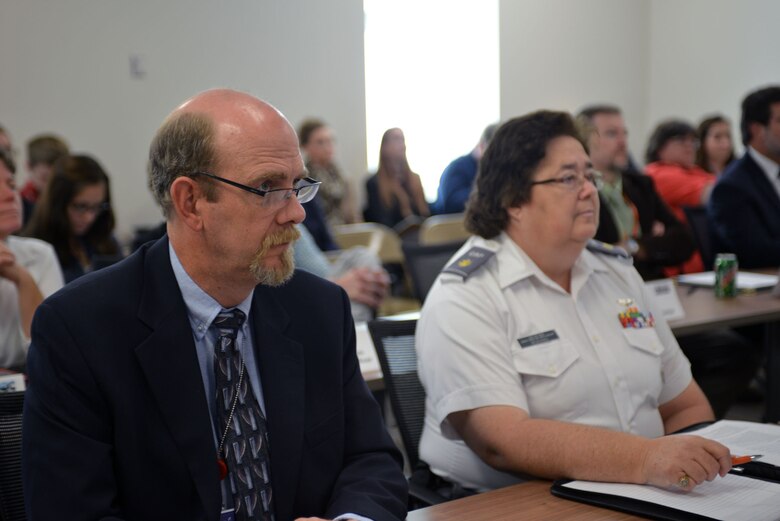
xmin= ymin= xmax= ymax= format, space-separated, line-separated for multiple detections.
xmin=212 ymin=308 xmax=246 ymax=337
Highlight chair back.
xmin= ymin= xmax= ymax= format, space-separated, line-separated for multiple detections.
xmin=682 ymin=206 xmax=714 ymax=269
xmin=333 ymin=222 xmax=404 ymax=264
xmin=419 ymin=214 xmax=469 ymax=245
xmin=367 ymin=319 xmax=425 ymax=468
xmin=402 ymin=240 xmax=464 ymax=302
xmin=0 ymin=391 xmax=25 ymax=521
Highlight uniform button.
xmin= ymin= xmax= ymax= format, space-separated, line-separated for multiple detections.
xmin=548 ymin=364 xmax=556 ymax=374
xmin=592 ymin=336 xmax=600 ymax=343
xmin=198 ymin=325 xmax=204 ymax=332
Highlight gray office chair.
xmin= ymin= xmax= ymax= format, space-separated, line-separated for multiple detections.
xmin=401 ymin=240 xmax=464 ymax=303
xmin=367 ymin=319 xmax=453 ymax=509
xmin=0 ymin=391 xmax=25 ymax=521
xmin=682 ymin=205 xmax=715 ymax=269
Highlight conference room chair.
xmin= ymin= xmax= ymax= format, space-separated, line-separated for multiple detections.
xmin=332 ymin=222 xmax=404 ymax=265
xmin=418 ymin=213 xmax=469 ymax=245
xmin=682 ymin=205 xmax=715 ymax=270
xmin=367 ymin=319 xmax=450 ymax=508
xmin=401 ymin=240 xmax=464 ymax=303
xmin=0 ymin=391 xmax=25 ymax=521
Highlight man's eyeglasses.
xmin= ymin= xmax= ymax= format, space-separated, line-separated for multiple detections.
xmin=530 ymin=170 xmax=604 ymax=192
xmin=191 ymin=171 xmax=321 ymax=207
xmin=69 ymin=201 xmax=111 ymax=215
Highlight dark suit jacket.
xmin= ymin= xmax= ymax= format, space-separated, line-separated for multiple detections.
xmin=23 ymin=237 xmax=407 ymax=521
xmin=595 ymin=170 xmax=695 ymax=280
xmin=709 ymin=152 xmax=780 ymax=269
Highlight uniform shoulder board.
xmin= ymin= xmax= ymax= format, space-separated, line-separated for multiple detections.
xmin=586 ymin=239 xmax=632 ymax=260
xmin=442 ymin=246 xmax=495 ymax=280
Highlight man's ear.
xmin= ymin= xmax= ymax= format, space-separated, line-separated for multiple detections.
xmin=169 ymin=177 xmax=206 ymax=231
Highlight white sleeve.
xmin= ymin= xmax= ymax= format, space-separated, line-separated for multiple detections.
xmin=417 ymin=274 xmax=527 ymax=433
xmin=32 ymin=243 xmax=65 ymax=297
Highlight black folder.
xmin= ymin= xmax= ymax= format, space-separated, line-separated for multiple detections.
xmin=551 ymin=461 xmax=780 ymax=521
xmin=551 ymin=479 xmax=717 ymax=521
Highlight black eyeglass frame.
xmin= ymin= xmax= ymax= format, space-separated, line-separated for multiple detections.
xmin=190 ymin=171 xmax=321 ymax=204
xmin=529 ymin=170 xmax=604 ymax=191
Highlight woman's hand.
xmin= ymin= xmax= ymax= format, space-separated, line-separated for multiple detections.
xmin=639 ymin=434 xmax=731 ymax=490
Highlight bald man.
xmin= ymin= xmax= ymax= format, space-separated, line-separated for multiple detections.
xmin=22 ymin=89 xmax=407 ymax=521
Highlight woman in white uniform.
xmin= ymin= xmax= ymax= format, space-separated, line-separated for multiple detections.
xmin=416 ymin=111 xmax=732 ymax=493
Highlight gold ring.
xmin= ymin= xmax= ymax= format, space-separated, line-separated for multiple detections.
xmin=677 ymin=474 xmax=690 ymax=488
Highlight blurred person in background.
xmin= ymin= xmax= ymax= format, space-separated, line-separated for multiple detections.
xmin=25 ymin=154 xmax=121 ymax=283
xmin=0 ymin=148 xmax=63 ymax=371
xmin=645 ymin=120 xmax=715 ymax=273
xmin=20 ymin=134 xmax=69 ymax=223
xmin=299 ymin=118 xmax=360 ymax=227
xmin=364 ymin=128 xmax=429 ymax=230
xmin=433 ymin=123 xmax=498 ymax=215
xmin=695 ymin=115 xmax=736 ymax=176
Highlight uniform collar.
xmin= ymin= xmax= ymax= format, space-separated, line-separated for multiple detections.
xmin=493 ymin=232 xmax=608 ymax=292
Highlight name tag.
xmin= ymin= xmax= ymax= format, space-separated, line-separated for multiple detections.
xmin=518 ymin=330 xmax=559 ymax=348
xmin=220 ymin=508 xmax=236 ymax=521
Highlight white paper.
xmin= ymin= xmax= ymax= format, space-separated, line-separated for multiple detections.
xmin=678 ymin=271 xmax=779 ymax=290
xmin=645 ymin=279 xmax=685 ymax=320
xmin=0 ymin=373 xmax=25 ymax=392
xmin=562 ymin=421 xmax=780 ymax=521
xmin=354 ymin=322 xmax=382 ymax=377
xmin=691 ymin=420 xmax=780 ymax=466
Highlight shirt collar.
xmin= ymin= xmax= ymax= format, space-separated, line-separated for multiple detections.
xmin=169 ymin=242 xmax=253 ymax=340
xmin=493 ymin=232 xmax=605 ymax=292
xmin=747 ymin=146 xmax=780 ymax=182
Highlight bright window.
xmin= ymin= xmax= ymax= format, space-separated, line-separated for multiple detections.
xmin=364 ymin=0 xmax=500 ymax=202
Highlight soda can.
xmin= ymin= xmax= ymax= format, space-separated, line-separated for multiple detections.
xmin=714 ymin=253 xmax=738 ymax=298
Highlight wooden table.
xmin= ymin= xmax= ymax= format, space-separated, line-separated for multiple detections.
xmin=405 ymin=481 xmax=642 ymax=520
xmin=669 ymin=285 xmax=780 ymax=421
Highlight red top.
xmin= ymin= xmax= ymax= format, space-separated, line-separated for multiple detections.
xmin=19 ymin=180 xmax=40 ymax=204
xmin=645 ymin=162 xmax=715 ymax=274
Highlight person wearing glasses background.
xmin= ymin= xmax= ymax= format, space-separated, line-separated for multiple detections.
xmin=22 ymin=89 xmax=407 ymax=521
xmin=24 ymin=154 xmax=121 ymax=283
xmin=416 ymin=110 xmax=732 ymax=494
xmin=0 ymin=148 xmax=63 ymax=372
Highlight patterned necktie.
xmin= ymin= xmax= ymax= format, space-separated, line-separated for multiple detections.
xmin=212 ymin=309 xmax=274 ymax=521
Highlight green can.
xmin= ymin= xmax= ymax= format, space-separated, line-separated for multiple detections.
xmin=714 ymin=253 xmax=738 ymax=298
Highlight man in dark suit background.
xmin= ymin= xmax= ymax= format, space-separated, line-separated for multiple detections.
xmin=22 ymin=89 xmax=407 ymax=521
xmin=710 ymin=85 xmax=780 ymax=268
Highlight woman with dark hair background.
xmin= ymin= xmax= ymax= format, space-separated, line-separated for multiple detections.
xmin=363 ymin=127 xmax=429 ymax=229
xmin=695 ymin=115 xmax=736 ymax=175
xmin=645 ymin=119 xmax=715 ymax=273
xmin=25 ymin=154 xmax=121 ymax=283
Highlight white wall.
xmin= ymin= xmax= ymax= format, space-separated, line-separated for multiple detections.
xmin=0 ymin=0 xmax=366 ymax=242
xmin=500 ymin=0 xmax=651 ymax=160
xmin=647 ymin=0 xmax=780 ymax=156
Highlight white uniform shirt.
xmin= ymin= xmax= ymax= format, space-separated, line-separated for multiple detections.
xmin=416 ymin=233 xmax=692 ymax=491
xmin=0 ymin=236 xmax=64 ymax=368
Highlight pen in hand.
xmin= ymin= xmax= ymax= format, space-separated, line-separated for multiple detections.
xmin=731 ymin=454 xmax=762 ymax=466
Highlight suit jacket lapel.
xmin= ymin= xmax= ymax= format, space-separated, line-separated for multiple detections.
xmin=134 ymin=237 xmax=221 ymax=521
xmin=250 ymin=285 xmax=305 ymax=521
